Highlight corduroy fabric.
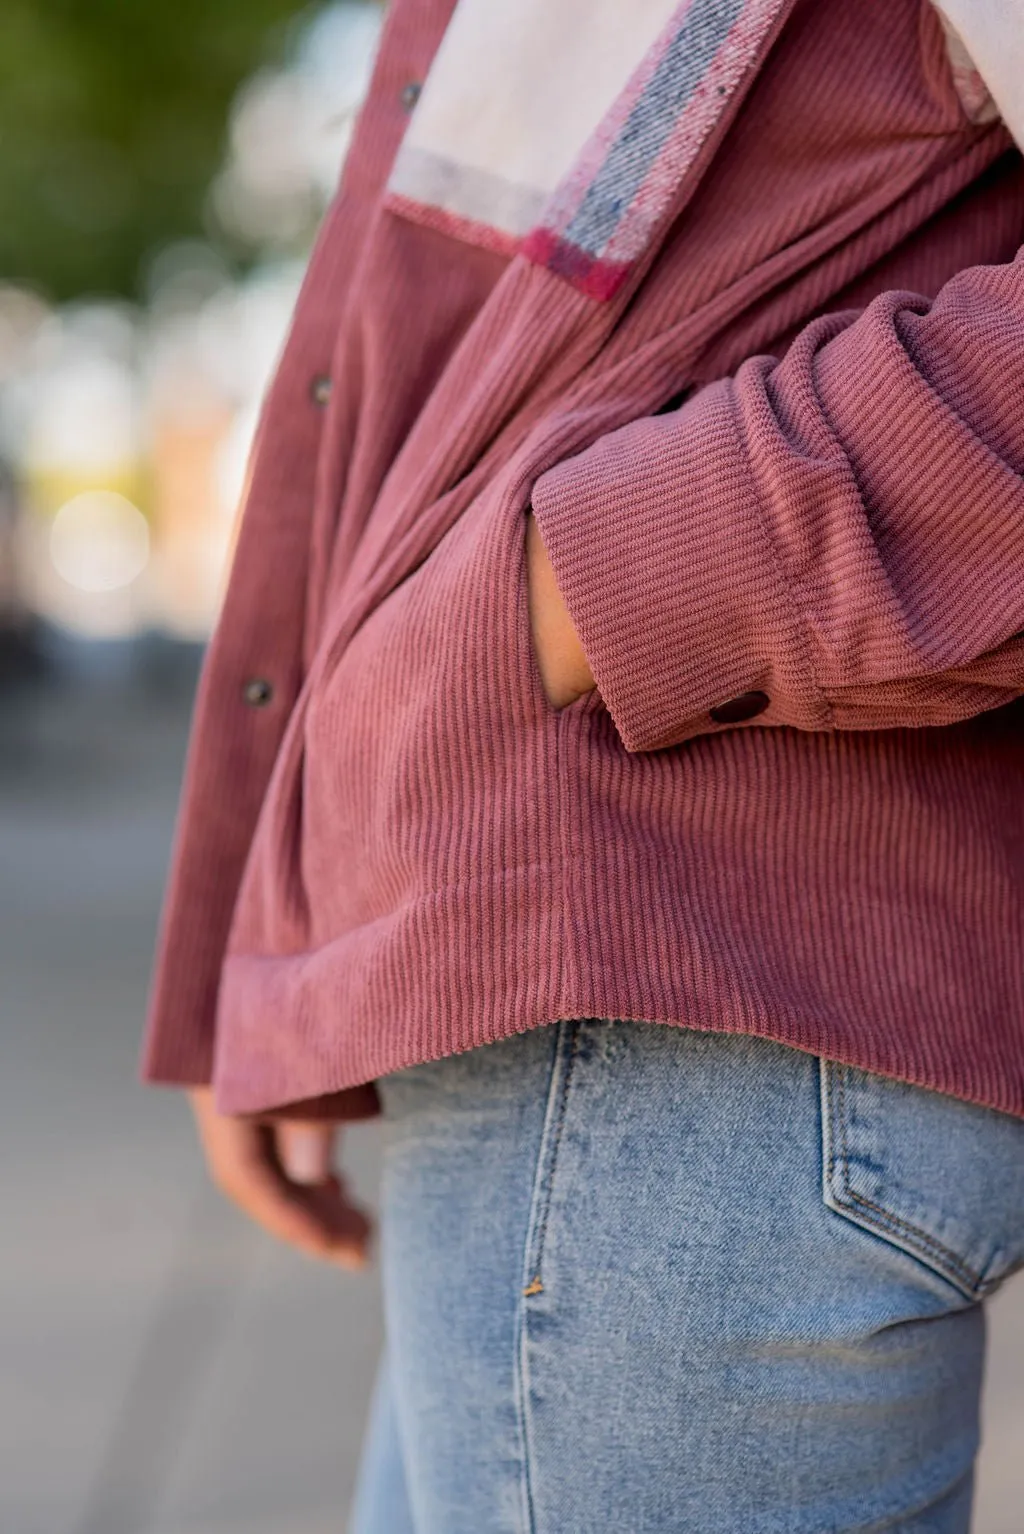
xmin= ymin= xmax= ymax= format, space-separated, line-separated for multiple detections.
xmin=143 ymin=0 xmax=1024 ymax=1121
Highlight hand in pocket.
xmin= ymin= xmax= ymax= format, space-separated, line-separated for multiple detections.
xmin=524 ymin=509 xmax=595 ymax=708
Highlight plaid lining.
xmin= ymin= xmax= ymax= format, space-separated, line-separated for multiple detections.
xmin=386 ymin=0 xmax=1008 ymax=303
xmin=522 ymin=0 xmax=791 ymax=299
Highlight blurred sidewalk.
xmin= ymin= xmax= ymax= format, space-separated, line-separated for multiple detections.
xmin=0 ymin=658 xmax=382 ymax=1534
xmin=1 ymin=656 xmax=1022 ymax=1533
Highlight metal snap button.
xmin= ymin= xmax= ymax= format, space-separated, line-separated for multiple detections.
xmin=242 ymin=677 xmax=274 ymax=708
xmin=400 ymin=81 xmax=422 ymax=111
xmin=310 ymin=374 xmax=332 ymax=407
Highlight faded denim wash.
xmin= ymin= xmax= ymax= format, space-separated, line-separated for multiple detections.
xmin=349 ymin=1022 xmax=1024 ymax=1533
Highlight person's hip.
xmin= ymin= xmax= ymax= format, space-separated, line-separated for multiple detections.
xmin=360 ymin=1020 xmax=1024 ymax=1533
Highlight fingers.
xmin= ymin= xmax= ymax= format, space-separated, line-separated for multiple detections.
xmin=276 ymin=1120 xmax=337 ymax=1185
xmin=225 ymin=1149 xmax=371 ymax=1269
xmin=524 ymin=511 xmax=595 ymax=706
xmin=187 ymin=1087 xmax=373 ymax=1269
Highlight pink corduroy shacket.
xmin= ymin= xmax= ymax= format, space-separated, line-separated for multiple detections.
xmin=142 ymin=0 xmax=1024 ymax=1122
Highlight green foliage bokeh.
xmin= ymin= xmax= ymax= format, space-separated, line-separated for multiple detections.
xmin=0 ymin=0 xmax=312 ymax=301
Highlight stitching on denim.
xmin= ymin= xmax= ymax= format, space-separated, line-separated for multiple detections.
xmin=838 ymin=1066 xmax=980 ymax=1285
xmin=513 ymin=1290 xmax=537 ymax=1534
xmin=822 ymin=1058 xmax=844 ymax=1209
xmin=835 ymin=1064 xmax=981 ymax=1290
xmin=524 ymin=1022 xmax=580 ymax=1291
xmin=831 ymin=1063 xmax=985 ymax=1296
xmin=513 ymin=1020 xmax=580 ymax=1534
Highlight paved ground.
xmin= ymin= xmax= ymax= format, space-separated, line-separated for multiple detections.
xmin=2 ymin=656 xmax=1023 ymax=1533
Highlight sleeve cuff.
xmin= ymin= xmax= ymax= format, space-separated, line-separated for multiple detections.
xmin=529 ymin=381 xmax=826 ymax=752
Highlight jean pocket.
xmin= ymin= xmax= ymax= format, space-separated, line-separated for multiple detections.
xmin=821 ymin=1060 xmax=1024 ymax=1301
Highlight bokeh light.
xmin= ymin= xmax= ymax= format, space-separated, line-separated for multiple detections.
xmin=49 ymin=491 xmax=150 ymax=594
xmin=0 ymin=0 xmax=382 ymax=647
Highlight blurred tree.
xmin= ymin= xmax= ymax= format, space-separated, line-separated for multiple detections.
xmin=0 ymin=0 xmax=316 ymax=301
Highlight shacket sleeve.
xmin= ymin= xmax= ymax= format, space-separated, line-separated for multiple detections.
xmin=529 ymin=249 xmax=1024 ymax=753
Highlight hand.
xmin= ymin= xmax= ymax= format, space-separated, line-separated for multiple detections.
xmin=188 ymin=1086 xmax=373 ymax=1269
xmin=525 ymin=511 xmax=595 ymax=708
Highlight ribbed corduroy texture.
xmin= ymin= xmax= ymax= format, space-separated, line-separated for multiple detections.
xmin=142 ymin=0 xmax=1024 ymax=1121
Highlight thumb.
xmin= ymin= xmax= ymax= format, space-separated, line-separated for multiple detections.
xmin=275 ymin=1120 xmax=337 ymax=1186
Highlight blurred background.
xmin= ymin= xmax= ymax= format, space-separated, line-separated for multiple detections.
xmin=0 ymin=0 xmax=381 ymax=657
xmin=0 ymin=4 xmax=1022 ymax=1531
xmin=1 ymin=5 xmax=387 ymax=1531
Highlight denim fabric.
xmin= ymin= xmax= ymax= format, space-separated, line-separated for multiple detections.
xmin=349 ymin=1022 xmax=1024 ymax=1533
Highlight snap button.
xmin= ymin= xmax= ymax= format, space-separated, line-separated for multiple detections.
xmin=310 ymin=374 xmax=332 ymax=407
xmin=400 ymin=81 xmax=422 ymax=111
xmin=242 ymin=677 xmax=274 ymax=708
xmin=709 ymin=690 xmax=770 ymax=725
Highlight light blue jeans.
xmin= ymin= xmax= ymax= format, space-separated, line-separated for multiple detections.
xmin=349 ymin=1022 xmax=1024 ymax=1533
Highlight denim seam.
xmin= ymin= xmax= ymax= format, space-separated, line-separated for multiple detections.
xmin=513 ymin=1019 xmax=580 ymax=1534
xmin=828 ymin=1062 xmax=986 ymax=1298
xmin=526 ymin=1023 xmax=580 ymax=1288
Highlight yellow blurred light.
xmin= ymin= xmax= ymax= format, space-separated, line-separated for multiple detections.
xmin=48 ymin=491 xmax=150 ymax=593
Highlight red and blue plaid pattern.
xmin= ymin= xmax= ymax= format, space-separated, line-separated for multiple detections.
xmin=523 ymin=0 xmax=793 ymax=300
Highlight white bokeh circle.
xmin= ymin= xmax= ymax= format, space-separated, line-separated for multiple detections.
xmin=49 ymin=491 xmax=150 ymax=593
